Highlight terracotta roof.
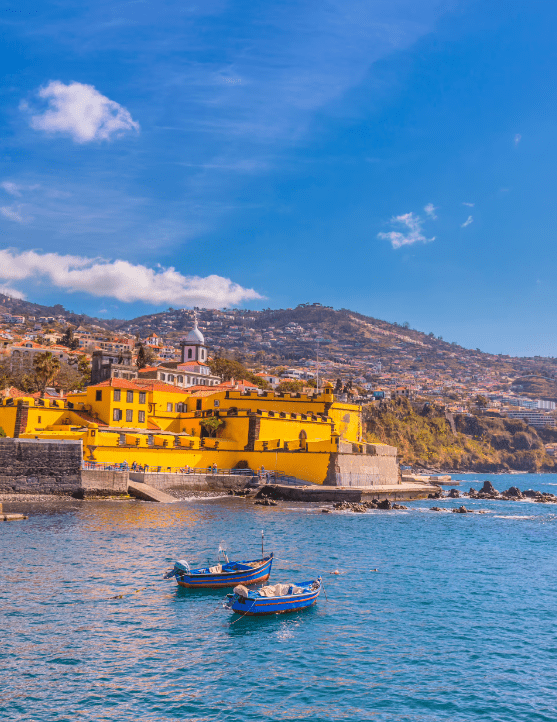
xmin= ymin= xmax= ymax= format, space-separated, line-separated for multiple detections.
xmin=178 ymin=360 xmax=208 ymax=368
xmin=92 ymin=378 xmax=189 ymax=395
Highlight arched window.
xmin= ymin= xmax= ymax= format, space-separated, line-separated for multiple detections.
xmin=178 ymin=376 xmax=183 ymax=383
xmin=188 ymin=348 xmax=192 ymax=359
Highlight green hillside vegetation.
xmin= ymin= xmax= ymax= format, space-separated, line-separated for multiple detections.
xmin=363 ymin=398 xmax=555 ymax=472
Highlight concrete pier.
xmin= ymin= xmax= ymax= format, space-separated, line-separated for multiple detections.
xmin=127 ymin=481 xmax=176 ymax=503
xmin=257 ymin=481 xmax=438 ymax=503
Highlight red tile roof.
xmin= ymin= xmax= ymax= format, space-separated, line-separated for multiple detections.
xmin=92 ymin=378 xmax=189 ymax=395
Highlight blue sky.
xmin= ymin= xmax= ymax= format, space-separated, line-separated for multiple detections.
xmin=1 ymin=0 xmax=556 ymax=356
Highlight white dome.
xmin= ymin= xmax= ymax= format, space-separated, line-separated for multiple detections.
xmin=185 ymin=325 xmax=204 ymax=345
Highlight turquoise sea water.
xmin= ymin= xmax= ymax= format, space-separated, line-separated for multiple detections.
xmin=1 ymin=473 xmax=557 ymax=721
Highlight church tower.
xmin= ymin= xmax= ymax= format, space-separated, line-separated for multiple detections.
xmin=180 ymin=314 xmax=207 ymax=363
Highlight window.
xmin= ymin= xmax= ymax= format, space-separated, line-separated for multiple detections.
xmin=178 ymin=376 xmax=183 ymax=383
xmin=113 ymin=409 xmax=122 ymax=421
xmin=167 ymin=402 xmax=172 ymax=412
xmin=114 ymin=389 xmax=121 ymax=401
xmin=160 ymin=373 xmax=166 ymax=381
xmin=38 ymin=416 xmax=42 ymax=423
xmin=96 ymin=390 xmax=102 ymax=401
xmin=148 ymin=434 xmax=153 ymax=446
xmin=138 ymin=410 xmax=145 ymax=423
xmin=139 ymin=392 xmax=146 ymax=404
xmin=126 ymin=409 xmax=133 ymax=423
xmin=201 ymin=349 xmax=205 ymax=359
xmin=168 ymin=375 xmax=174 ymax=382
xmin=126 ymin=390 xmax=133 ymax=403
xmin=188 ymin=348 xmax=192 ymax=358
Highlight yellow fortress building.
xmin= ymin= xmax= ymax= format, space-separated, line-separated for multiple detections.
xmin=0 ymin=378 xmax=398 ymax=486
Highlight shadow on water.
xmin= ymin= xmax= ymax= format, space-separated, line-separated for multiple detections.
xmin=225 ymin=602 xmax=320 ymax=637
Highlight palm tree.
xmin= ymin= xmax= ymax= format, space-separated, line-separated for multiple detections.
xmin=33 ymin=352 xmax=61 ymax=397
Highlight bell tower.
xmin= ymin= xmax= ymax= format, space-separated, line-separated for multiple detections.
xmin=180 ymin=312 xmax=207 ymax=363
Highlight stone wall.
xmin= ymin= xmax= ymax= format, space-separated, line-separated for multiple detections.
xmin=325 ymin=444 xmax=399 ymax=486
xmin=128 ymin=472 xmax=251 ymax=493
xmin=0 ymin=439 xmax=82 ymax=495
xmin=80 ymin=470 xmax=129 ymax=497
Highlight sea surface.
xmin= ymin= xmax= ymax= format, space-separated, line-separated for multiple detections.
xmin=1 ymin=473 xmax=557 ymax=721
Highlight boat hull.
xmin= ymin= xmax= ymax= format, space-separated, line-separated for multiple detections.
xmin=229 ymin=578 xmax=322 ymax=615
xmin=230 ymin=591 xmax=320 ymax=615
xmin=175 ymin=554 xmax=273 ymax=589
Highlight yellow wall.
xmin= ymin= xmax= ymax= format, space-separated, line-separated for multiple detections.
xmin=0 ymin=384 xmax=362 ymax=485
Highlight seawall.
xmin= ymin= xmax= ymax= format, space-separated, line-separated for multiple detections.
xmin=0 ymin=439 xmax=82 ymax=496
xmin=0 ymin=439 xmax=412 ymax=499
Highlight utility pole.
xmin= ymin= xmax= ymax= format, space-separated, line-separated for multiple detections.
xmin=316 ymin=338 xmax=320 ymax=392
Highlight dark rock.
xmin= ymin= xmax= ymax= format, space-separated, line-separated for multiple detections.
xmin=505 ymin=486 xmax=523 ymax=498
xmin=452 ymin=505 xmax=472 ymax=513
xmin=376 ymin=499 xmax=392 ymax=510
xmin=480 ymin=481 xmax=498 ymax=495
xmin=430 ymin=506 xmax=443 ymax=511
xmin=321 ymin=508 xmax=332 ymax=513
xmin=428 ymin=492 xmax=442 ymax=499
xmin=447 ymin=489 xmax=460 ymax=498
xmin=523 ymin=489 xmax=537 ymax=498
xmin=254 ymin=498 xmax=278 ymax=506
xmin=392 ymin=503 xmax=407 ymax=510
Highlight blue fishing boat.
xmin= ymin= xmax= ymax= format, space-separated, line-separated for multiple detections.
xmin=226 ymin=577 xmax=322 ymax=615
xmin=165 ymin=553 xmax=274 ymax=589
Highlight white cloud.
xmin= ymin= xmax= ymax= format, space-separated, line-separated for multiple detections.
xmin=2 ymin=182 xmax=23 ymax=197
xmin=378 ymin=212 xmax=434 ymax=249
xmin=0 ymin=285 xmax=25 ymax=299
xmin=424 ymin=203 xmax=437 ymax=219
xmin=0 ymin=205 xmax=30 ymax=224
xmin=462 ymin=202 xmax=475 ymax=207
xmin=461 ymin=215 xmax=473 ymax=228
xmin=514 ymin=133 xmax=522 ymax=146
xmin=0 ymin=250 xmax=262 ymax=307
xmin=27 ymin=81 xmax=140 ymax=143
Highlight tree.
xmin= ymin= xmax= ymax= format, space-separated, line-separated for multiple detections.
xmin=200 ymin=416 xmax=224 ymax=438
xmin=33 ymin=352 xmax=61 ymax=397
xmin=56 ymin=355 xmax=90 ymax=391
xmin=207 ymin=356 xmax=270 ymax=389
xmin=60 ymin=326 xmax=79 ymax=350
xmin=136 ymin=344 xmax=157 ymax=369
xmin=276 ymin=380 xmax=305 ymax=393
xmin=475 ymin=395 xmax=489 ymax=409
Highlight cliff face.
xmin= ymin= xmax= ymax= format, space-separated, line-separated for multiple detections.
xmin=363 ymin=399 xmax=555 ymax=472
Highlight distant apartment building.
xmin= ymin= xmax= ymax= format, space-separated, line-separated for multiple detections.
xmin=504 ymin=408 xmax=556 ymax=428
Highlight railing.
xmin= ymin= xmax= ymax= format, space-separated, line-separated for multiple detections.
xmin=81 ymin=461 xmax=312 ymax=485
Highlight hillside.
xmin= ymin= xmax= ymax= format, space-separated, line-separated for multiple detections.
xmin=2 ymin=294 xmax=557 ymax=395
xmin=364 ymin=398 xmax=555 ymax=473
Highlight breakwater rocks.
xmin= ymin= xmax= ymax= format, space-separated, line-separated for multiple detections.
xmin=430 ymin=505 xmax=487 ymax=514
xmin=468 ymin=480 xmax=557 ymax=503
xmin=333 ymin=500 xmax=407 ymax=512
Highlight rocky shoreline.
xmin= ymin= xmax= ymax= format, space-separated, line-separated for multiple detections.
xmin=429 ymin=480 xmax=557 ymax=504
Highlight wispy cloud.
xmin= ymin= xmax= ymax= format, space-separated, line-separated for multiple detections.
xmin=514 ymin=133 xmax=522 ymax=146
xmin=461 ymin=215 xmax=473 ymax=228
xmin=2 ymin=181 xmax=41 ymax=197
xmin=0 ymin=205 xmax=30 ymax=223
xmin=424 ymin=202 xmax=437 ymax=219
xmin=25 ymin=81 xmax=140 ymax=143
xmin=0 ymin=249 xmax=262 ymax=307
xmin=378 ymin=212 xmax=435 ymax=249
xmin=462 ymin=202 xmax=475 ymax=207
